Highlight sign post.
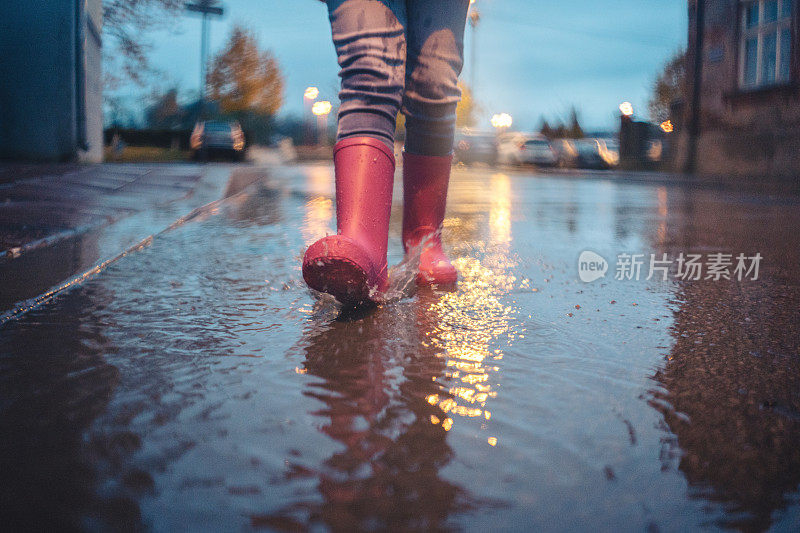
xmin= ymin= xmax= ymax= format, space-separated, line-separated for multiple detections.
xmin=185 ymin=1 xmax=225 ymax=115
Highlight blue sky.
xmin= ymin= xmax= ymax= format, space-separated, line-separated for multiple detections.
xmin=113 ymin=0 xmax=687 ymax=131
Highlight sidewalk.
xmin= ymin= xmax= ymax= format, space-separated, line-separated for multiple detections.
xmin=0 ymin=163 xmax=251 ymax=316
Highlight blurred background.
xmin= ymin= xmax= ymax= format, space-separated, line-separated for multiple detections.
xmin=0 ymin=0 xmax=692 ymax=170
xmin=1 ymin=1 xmax=797 ymax=178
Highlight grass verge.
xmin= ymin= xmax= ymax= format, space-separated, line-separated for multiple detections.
xmin=104 ymin=146 xmax=191 ymax=163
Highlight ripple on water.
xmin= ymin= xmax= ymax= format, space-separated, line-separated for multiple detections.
xmin=4 ymin=170 xmax=797 ymax=531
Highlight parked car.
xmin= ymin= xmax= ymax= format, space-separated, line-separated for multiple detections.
xmin=454 ymin=130 xmax=498 ymax=165
xmin=551 ymin=138 xmax=578 ymax=167
xmin=191 ymin=120 xmax=246 ymax=161
xmin=519 ymin=137 xmax=557 ymax=167
xmin=553 ymin=138 xmax=619 ymax=169
xmin=496 ymin=133 xmax=556 ymax=167
xmin=497 ymin=132 xmax=528 ymax=165
xmin=596 ymin=138 xmax=620 ymax=167
xmin=570 ymin=139 xmax=609 ymax=169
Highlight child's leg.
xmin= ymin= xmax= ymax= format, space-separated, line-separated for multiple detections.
xmin=400 ymin=0 xmax=470 ymax=286
xmin=402 ymin=0 xmax=470 ymax=157
xmin=302 ymin=0 xmax=408 ymax=305
xmin=327 ymin=0 xmax=407 ymax=149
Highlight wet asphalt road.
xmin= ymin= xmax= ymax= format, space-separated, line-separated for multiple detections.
xmin=1 ymin=163 xmax=799 ymax=532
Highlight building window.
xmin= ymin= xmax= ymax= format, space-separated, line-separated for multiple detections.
xmin=740 ymin=0 xmax=793 ymax=88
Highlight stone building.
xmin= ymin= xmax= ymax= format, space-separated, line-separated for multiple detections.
xmin=677 ymin=0 xmax=799 ymax=177
xmin=0 ymin=0 xmax=103 ymax=162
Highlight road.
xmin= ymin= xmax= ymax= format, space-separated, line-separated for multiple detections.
xmin=1 ymin=163 xmax=799 ymax=531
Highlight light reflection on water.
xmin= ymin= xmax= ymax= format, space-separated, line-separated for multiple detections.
xmin=422 ymin=173 xmax=520 ymax=438
xmin=424 ymin=258 xmax=515 ymax=432
xmin=301 ymin=165 xmax=335 ymax=246
xmin=489 ymin=173 xmax=512 ymax=246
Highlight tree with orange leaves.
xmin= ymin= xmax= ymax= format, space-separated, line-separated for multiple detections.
xmin=207 ymin=26 xmax=284 ymax=116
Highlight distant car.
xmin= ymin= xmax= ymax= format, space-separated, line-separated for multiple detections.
xmin=571 ymin=139 xmax=615 ymax=169
xmin=551 ymin=139 xmax=578 ymax=168
xmin=191 ymin=120 xmax=246 ymax=161
xmin=497 ymin=132 xmax=528 ymax=165
xmin=454 ymin=130 xmax=498 ymax=165
xmin=596 ymin=138 xmax=620 ymax=167
xmin=552 ymin=138 xmax=618 ymax=169
xmin=496 ymin=133 xmax=554 ymax=167
xmin=519 ymin=137 xmax=557 ymax=167
xmin=498 ymin=133 xmax=557 ymax=167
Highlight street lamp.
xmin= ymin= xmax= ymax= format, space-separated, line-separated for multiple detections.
xmin=491 ymin=112 xmax=513 ymax=130
xmin=468 ymin=0 xmax=480 ymax=96
xmin=303 ymin=87 xmax=320 ymax=145
xmin=185 ymin=1 xmax=225 ymax=113
xmin=312 ymin=100 xmax=332 ymax=116
xmin=618 ymin=102 xmax=635 ymax=166
xmin=312 ymin=100 xmax=333 ymax=146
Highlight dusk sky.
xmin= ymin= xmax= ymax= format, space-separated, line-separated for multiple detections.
xmin=118 ymin=0 xmax=688 ymax=131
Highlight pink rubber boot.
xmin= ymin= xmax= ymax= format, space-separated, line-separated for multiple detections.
xmin=302 ymin=137 xmax=395 ymax=305
xmin=402 ymin=152 xmax=458 ymax=286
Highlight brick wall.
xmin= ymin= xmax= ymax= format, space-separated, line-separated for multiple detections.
xmin=679 ymin=0 xmax=800 ymax=178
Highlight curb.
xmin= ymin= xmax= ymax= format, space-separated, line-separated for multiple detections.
xmin=0 ymin=165 xmax=258 ymax=325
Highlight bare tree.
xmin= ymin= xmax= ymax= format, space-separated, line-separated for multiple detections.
xmin=103 ymin=0 xmax=185 ymax=88
xmin=145 ymin=88 xmax=187 ymax=129
xmin=649 ymin=50 xmax=686 ymax=123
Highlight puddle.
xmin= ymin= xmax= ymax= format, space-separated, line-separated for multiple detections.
xmin=1 ymin=166 xmax=799 ymax=530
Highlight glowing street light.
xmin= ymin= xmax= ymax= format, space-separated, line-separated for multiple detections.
xmin=303 ymin=86 xmax=320 ymax=145
xmin=312 ymin=100 xmax=333 ymax=146
xmin=491 ymin=113 xmax=513 ymax=129
xmin=660 ymin=119 xmax=674 ymax=133
xmin=312 ymin=100 xmax=332 ymax=116
xmin=619 ymin=101 xmax=634 ymax=117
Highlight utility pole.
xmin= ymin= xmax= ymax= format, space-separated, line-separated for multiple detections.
xmin=685 ymin=0 xmax=704 ymax=175
xmin=185 ymin=1 xmax=224 ymax=115
xmin=469 ymin=2 xmax=480 ymax=97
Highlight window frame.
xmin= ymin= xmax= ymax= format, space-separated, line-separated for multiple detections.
xmin=738 ymin=0 xmax=794 ymax=89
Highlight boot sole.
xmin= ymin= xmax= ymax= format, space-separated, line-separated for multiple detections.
xmin=303 ymin=236 xmax=380 ymax=306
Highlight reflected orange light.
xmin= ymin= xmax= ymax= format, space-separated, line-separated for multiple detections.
xmin=657 ymin=186 xmax=668 ymax=217
xmin=656 ymin=186 xmax=668 ymax=246
xmin=422 ymin=171 xmax=521 ymax=434
xmin=490 ymin=173 xmax=512 ymax=246
xmin=660 ymin=120 xmax=673 ymax=133
xmin=423 ymin=257 xmax=513 ymax=425
xmin=301 ymin=166 xmax=335 ymax=245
